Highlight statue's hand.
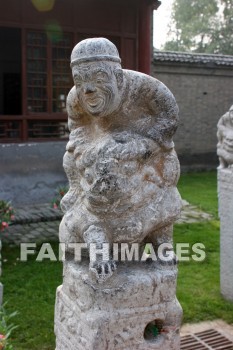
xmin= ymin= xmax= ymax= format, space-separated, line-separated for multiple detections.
xmin=89 ymin=260 xmax=117 ymax=283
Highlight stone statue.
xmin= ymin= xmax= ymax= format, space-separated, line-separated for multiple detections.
xmin=59 ymin=37 xmax=182 ymax=282
xmin=217 ymin=105 xmax=233 ymax=303
xmin=217 ymin=104 xmax=233 ymax=168
xmin=55 ymin=37 xmax=182 ymax=350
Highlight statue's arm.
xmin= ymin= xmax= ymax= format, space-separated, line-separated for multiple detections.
xmin=61 ymin=87 xmax=88 ymax=212
xmin=66 ymin=86 xmax=89 ymax=153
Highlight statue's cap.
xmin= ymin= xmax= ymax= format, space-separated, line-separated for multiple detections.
xmin=70 ymin=37 xmax=121 ymax=67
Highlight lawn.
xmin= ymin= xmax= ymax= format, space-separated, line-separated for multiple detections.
xmin=1 ymin=243 xmax=61 ymax=350
xmin=175 ymin=221 xmax=233 ymax=324
xmin=178 ymin=170 xmax=218 ymax=218
xmin=2 ymin=170 xmax=233 ymax=349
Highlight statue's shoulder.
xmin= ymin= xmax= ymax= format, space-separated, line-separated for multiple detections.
xmin=123 ymin=69 xmax=176 ymax=110
xmin=123 ymin=69 xmax=159 ymax=84
xmin=123 ymin=69 xmax=171 ymax=96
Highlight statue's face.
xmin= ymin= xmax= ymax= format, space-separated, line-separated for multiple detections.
xmin=72 ymin=62 xmax=121 ymax=117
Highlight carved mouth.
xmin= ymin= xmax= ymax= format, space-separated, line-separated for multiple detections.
xmin=86 ymin=97 xmax=102 ymax=106
xmin=85 ymin=97 xmax=106 ymax=114
xmin=89 ymin=102 xmax=98 ymax=107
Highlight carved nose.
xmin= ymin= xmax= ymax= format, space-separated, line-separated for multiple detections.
xmin=84 ymin=84 xmax=96 ymax=94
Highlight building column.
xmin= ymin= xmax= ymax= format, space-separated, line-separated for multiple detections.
xmin=138 ymin=0 xmax=161 ymax=75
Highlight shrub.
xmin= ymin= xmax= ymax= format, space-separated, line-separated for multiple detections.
xmin=0 ymin=201 xmax=14 ymax=232
xmin=51 ymin=186 xmax=68 ymax=209
xmin=0 ymin=303 xmax=18 ymax=350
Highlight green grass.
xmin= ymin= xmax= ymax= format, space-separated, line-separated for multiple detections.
xmin=175 ymin=171 xmax=233 ymax=323
xmin=1 ymin=243 xmax=62 ymax=350
xmin=178 ymin=170 xmax=218 ymax=218
xmin=174 ymin=221 xmax=233 ymax=324
xmin=1 ymin=170 xmax=232 ymax=349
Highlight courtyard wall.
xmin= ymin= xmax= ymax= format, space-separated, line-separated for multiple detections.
xmin=152 ymin=51 xmax=233 ymax=170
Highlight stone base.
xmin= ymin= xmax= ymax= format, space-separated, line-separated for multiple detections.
xmin=55 ymin=260 xmax=182 ymax=349
xmin=218 ymin=168 xmax=233 ymax=302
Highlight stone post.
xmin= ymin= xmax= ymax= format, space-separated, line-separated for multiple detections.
xmin=218 ymin=168 xmax=233 ymax=302
xmin=217 ymin=105 xmax=233 ymax=302
xmin=55 ymin=37 xmax=183 ymax=349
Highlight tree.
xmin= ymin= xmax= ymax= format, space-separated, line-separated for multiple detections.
xmin=163 ymin=0 xmax=233 ymax=55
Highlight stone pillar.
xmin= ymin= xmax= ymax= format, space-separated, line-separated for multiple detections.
xmin=55 ymin=260 xmax=182 ymax=350
xmin=217 ymin=105 xmax=233 ymax=302
xmin=218 ymin=169 xmax=233 ymax=301
xmin=55 ymin=37 xmax=183 ymax=349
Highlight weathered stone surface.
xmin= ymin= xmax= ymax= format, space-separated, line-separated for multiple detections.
xmin=59 ymin=37 xmax=182 ymax=279
xmin=218 ymin=168 xmax=233 ymax=302
xmin=55 ymin=37 xmax=182 ymax=349
xmin=217 ymin=105 xmax=233 ymax=168
xmin=55 ymin=260 xmax=182 ymax=350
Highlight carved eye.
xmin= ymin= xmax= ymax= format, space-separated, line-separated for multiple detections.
xmin=74 ymin=75 xmax=82 ymax=89
xmin=96 ymin=72 xmax=108 ymax=83
xmin=76 ymin=82 xmax=82 ymax=89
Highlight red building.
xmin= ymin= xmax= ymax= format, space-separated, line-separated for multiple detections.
xmin=0 ymin=0 xmax=161 ymax=143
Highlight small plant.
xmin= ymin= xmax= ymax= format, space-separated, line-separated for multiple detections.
xmin=145 ymin=324 xmax=159 ymax=338
xmin=144 ymin=320 xmax=164 ymax=340
xmin=0 ymin=201 xmax=14 ymax=232
xmin=0 ymin=303 xmax=18 ymax=350
xmin=51 ymin=186 xmax=68 ymax=209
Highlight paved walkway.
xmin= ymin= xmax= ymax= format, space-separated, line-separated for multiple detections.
xmin=181 ymin=319 xmax=233 ymax=342
xmin=2 ymin=203 xmax=61 ymax=245
xmin=176 ymin=199 xmax=213 ymax=224
xmin=1 ymin=200 xmax=213 ymax=245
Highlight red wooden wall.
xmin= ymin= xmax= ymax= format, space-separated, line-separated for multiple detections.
xmin=0 ymin=0 xmax=159 ymax=142
xmin=0 ymin=0 xmax=140 ymax=70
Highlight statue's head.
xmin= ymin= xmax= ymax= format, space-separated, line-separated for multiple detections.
xmin=70 ymin=38 xmax=124 ymax=117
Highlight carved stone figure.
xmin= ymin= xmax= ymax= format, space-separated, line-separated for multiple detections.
xmin=55 ymin=38 xmax=182 ymax=349
xmin=59 ymin=37 xmax=182 ymax=281
xmin=217 ymin=105 xmax=233 ymax=303
xmin=217 ymin=105 xmax=233 ymax=168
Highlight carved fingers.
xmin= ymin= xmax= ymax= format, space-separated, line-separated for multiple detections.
xmin=89 ymin=260 xmax=117 ymax=283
